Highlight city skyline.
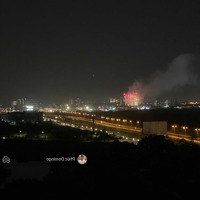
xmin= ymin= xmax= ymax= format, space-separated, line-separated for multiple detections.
xmin=1 ymin=2 xmax=200 ymax=198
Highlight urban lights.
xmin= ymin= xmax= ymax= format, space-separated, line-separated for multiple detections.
xmin=195 ymin=128 xmax=200 ymax=138
xmin=171 ymin=125 xmax=178 ymax=133
xmin=182 ymin=126 xmax=188 ymax=135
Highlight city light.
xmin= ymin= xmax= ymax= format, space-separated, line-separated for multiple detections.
xmin=26 ymin=105 xmax=34 ymax=111
xmin=195 ymin=128 xmax=200 ymax=137
xmin=171 ymin=125 xmax=177 ymax=133
xmin=2 ymin=3 xmax=200 ymax=197
xmin=182 ymin=126 xmax=188 ymax=134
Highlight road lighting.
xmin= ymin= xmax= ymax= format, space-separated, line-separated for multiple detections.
xmin=195 ymin=128 xmax=200 ymax=138
xmin=136 ymin=121 xmax=140 ymax=128
xmin=91 ymin=114 xmax=95 ymax=133
xmin=182 ymin=126 xmax=188 ymax=135
xmin=111 ymin=118 xmax=115 ymax=122
xmin=171 ymin=125 xmax=177 ymax=133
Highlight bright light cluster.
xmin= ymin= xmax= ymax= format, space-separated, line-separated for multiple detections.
xmin=123 ymin=92 xmax=141 ymax=106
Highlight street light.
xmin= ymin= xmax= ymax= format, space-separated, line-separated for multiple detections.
xmin=182 ymin=126 xmax=188 ymax=135
xmin=171 ymin=125 xmax=177 ymax=133
xmin=136 ymin=121 xmax=140 ymax=128
xmin=195 ymin=128 xmax=200 ymax=138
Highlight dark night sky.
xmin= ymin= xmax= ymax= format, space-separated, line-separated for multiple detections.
xmin=1 ymin=0 xmax=200 ymax=104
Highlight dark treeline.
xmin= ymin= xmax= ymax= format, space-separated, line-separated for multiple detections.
xmin=0 ymin=135 xmax=200 ymax=199
xmin=0 ymin=121 xmax=115 ymax=142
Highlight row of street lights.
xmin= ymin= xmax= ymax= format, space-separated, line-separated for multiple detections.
xmin=100 ymin=116 xmax=139 ymax=124
xmin=171 ymin=125 xmax=200 ymax=137
xmin=195 ymin=128 xmax=200 ymax=137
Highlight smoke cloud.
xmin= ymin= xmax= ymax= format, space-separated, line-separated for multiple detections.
xmin=128 ymin=54 xmax=200 ymax=100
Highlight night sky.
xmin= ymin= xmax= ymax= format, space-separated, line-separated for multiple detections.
xmin=1 ymin=0 xmax=200 ymax=104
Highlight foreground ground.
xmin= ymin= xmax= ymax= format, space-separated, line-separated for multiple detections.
xmin=0 ymin=135 xmax=200 ymax=199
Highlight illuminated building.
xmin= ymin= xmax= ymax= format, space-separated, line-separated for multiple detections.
xmin=109 ymin=98 xmax=120 ymax=104
xmin=11 ymin=98 xmax=39 ymax=111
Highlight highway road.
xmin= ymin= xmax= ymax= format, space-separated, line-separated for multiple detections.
xmin=65 ymin=116 xmax=142 ymax=133
xmin=44 ymin=113 xmax=200 ymax=144
xmin=44 ymin=114 xmax=142 ymax=143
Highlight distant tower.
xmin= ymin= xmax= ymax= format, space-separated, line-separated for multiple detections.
xmin=119 ymin=97 xmax=125 ymax=106
xmin=68 ymin=99 xmax=74 ymax=106
xmin=75 ymin=98 xmax=81 ymax=107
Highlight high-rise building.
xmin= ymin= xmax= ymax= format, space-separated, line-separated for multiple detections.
xmin=68 ymin=99 xmax=74 ymax=106
xmin=75 ymin=98 xmax=81 ymax=107
xmin=119 ymin=97 xmax=125 ymax=106
xmin=11 ymin=98 xmax=39 ymax=111
xmin=68 ymin=98 xmax=82 ymax=107
xmin=109 ymin=98 xmax=120 ymax=104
